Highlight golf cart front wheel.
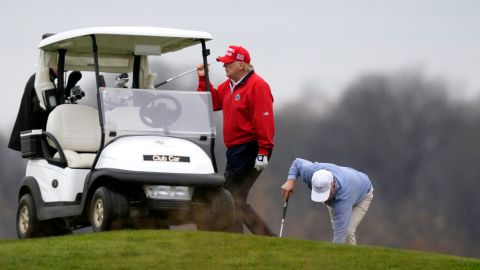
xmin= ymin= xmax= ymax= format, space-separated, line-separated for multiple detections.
xmin=90 ymin=186 xmax=129 ymax=232
xmin=195 ymin=188 xmax=235 ymax=232
xmin=16 ymin=194 xmax=44 ymax=238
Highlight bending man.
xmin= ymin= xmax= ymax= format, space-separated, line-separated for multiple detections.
xmin=281 ymin=158 xmax=373 ymax=244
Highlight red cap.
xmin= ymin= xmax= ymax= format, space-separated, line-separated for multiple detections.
xmin=216 ymin=45 xmax=251 ymax=64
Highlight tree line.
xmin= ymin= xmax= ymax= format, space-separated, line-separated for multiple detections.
xmin=1 ymin=69 xmax=479 ymax=258
xmin=250 ymin=70 xmax=480 ymax=258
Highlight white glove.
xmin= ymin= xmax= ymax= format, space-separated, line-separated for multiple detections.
xmin=254 ymin=154 xmax=268 ymax=171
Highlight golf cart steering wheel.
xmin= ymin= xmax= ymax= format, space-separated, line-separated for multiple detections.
xmin=139 ymin=94 xmax=182 ymax=128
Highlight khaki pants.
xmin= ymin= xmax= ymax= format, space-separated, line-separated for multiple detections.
xmin=328 ymin=188 xmax=374 ymax=245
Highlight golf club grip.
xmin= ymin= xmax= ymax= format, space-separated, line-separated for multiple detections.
xmin=282 ymin=201 xmax=288 ymax=218
xmin=154 ymin=80 xmax=167 ymax=88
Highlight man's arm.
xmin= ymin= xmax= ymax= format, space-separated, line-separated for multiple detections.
xmin=197 ymin=65 xmax=222 ymax=111
xmin=287 ymin=158 xmax=311 ymax=180
xmin=281 ymin=158 xmax=311 ymax=200
xmin=253 ymin=81 xmax=274 ymax=156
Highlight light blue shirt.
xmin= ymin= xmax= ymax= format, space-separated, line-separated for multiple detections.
xmin=288 ymin=158 xmax=373 ymax=243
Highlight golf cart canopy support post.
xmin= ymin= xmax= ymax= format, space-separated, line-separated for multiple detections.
xmin=201 ymin=39 xmax=218 ymax=173
xmin=133 ymin=55 xmax=141 ymax=89
xmin=90 ymin=34 xmax=106 ymax=170
xmin=57 ymin=49 xmax=66 ymax=101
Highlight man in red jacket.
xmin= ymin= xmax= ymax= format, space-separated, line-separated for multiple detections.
xmin=197 ymin=45 xmax=275 ymax=233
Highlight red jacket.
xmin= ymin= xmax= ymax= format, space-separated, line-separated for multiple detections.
xmin=198 ymin=71 xmax=274 ymax=155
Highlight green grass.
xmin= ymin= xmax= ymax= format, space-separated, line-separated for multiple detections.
xmin=0 ymin=230 xmax=479 ymax=269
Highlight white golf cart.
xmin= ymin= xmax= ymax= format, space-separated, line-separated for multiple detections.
xmin=16 ymin=27 xmax=234 ymax=238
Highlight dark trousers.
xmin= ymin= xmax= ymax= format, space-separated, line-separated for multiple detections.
xmin=224 ymin=141 xmax=270 ymax=233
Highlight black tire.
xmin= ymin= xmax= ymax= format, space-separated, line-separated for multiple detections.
xmin=90 ymin=186 xmax=129 ymax=232
xmin=195 ymin=188 xmax=235 ymax=232
xmin=16 ymin=194 xmax=44 ymax=238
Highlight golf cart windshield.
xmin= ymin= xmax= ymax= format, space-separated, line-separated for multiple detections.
xmin=100 ymin=87 xmax=215 ymax=140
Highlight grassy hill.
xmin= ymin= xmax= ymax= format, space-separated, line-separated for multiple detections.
xmin=0 ymin=230 xmax=478 ymax=269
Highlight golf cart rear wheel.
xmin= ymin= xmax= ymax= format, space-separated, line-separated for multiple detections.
xmin=195 ymin=188 xmax=235 ymax=232
xmin=90 ymin=186 xmax=129 ymax=232
xmin=16 ymin=194 xmax=44 ymax=238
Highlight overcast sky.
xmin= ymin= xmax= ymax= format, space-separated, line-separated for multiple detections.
xmin=1 ymin=0 xmax=480 ymax=130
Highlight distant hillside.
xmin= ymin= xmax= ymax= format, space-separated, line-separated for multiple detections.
xmin=0 ymin=230 xmax=478 ymax=269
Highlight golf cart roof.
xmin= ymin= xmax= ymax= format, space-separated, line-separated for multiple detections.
xmin=34 ymin=26 xmax=213 ymax=110
xmin=39 ymin=26 xmax=212 ymax=55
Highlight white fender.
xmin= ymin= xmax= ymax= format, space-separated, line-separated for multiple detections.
xmin=95 ymin=136 xmax=214 ymax=174
xmin=26 ymin=160 xmax=89 ymax=203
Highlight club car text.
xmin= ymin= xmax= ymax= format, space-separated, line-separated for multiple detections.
xmin=143 ymin=155 xmax=190 ymax=163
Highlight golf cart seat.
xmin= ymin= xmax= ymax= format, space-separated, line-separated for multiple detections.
xmin=46 ymin=104 xmax=101 ymax=168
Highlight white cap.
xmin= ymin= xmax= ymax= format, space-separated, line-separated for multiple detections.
xmin=311 ymin=169 xmax=334 ymax=202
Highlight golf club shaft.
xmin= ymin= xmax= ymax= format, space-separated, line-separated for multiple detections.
xmin=155 ymin=61 xmax=216 ymax=88
xmin=279 ymin=200 xmax=289 ymax=237
xmin=279 ymin=219 xmax=285 ymax=237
